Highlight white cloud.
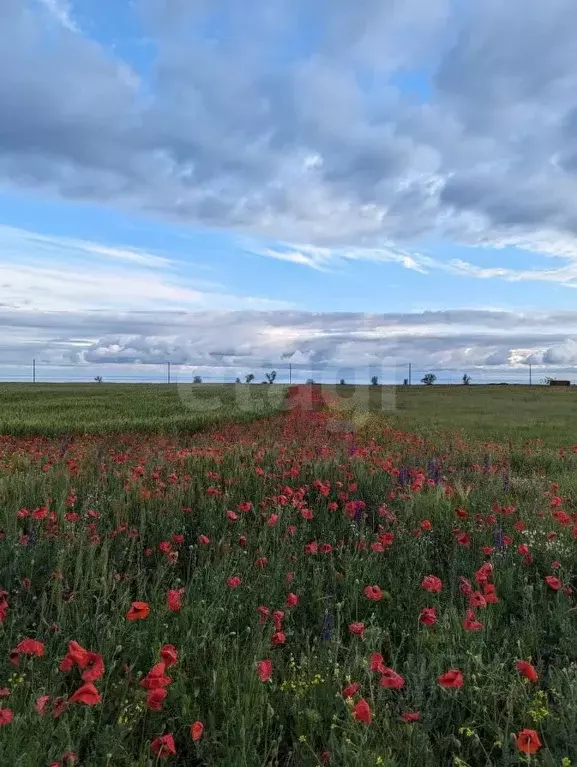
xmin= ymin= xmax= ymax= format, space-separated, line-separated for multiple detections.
xmin=37 ymin=0 xmax=78 ymax=32
xmin=0 ymin=225 xmax=293 ymax=313
xmin=3 ymin=308 xmax=577 ymax=383
xmin=246 ymin=237 xmax=577 ymax=286
xmin=3 ymin=0 xmax=577 ymax=262
xmin=245 ymin=240 xmax=443 ymax=274
xmin=543 ymin=339 xmax=577 ymax=364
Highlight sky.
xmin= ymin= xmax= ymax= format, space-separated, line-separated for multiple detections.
xmin=3 ymin=0 xmax=577 ymax=383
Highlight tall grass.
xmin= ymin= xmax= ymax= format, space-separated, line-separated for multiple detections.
xmin=0 ymin=385 xmax=576 ymax=764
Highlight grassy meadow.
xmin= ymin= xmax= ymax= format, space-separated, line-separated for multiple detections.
xmin=1 ymin=383 xmax=577 ymax=765
xmin=0 ymin=383 xmax=288 ymax=436
xmin=1 ymin=382 xmax=577 ymax=445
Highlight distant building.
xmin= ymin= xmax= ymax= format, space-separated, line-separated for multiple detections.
xmin=549 ymin=379 xmax=570 ymax=386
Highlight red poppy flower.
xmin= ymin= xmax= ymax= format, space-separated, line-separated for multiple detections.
xmin=364 ymin=585 xmax=383 ymax=601
xmin=191 ymin=721 xmax=204 ymax=742
xmin=379 ymin=668 xmax=405 ymax=689
xmin=146 ymin=688 xmax=167 ymax=711
xmin=401 ymin=712 xmax=420 ymax=722
xmin=348 ymin=622 xmax=365 ymax=637
xmin=0 ymin=708 xmax=13 ymax=725
xmin=167 ymin=589 xmax=184 ymax=612
xmin=468 ymin=591 xmax=487 ymax=608
xmin=35 ymin=695 xmax=51 ymax=716
xmin=271 ymin=631 xmax=286 ymax=647
xmin=226 ymin=576 xmax=242 ymax=588
xmin=285 ymin=592 xmax=299 ymax=608
xmin=475 ymin=562 xmax=493 ymax=584
xmin=545 ymin=575 xmax=561 ymax=591
xmin=483 ymin=583 xmax=500 ymax=603
xmin=126 ymin=601 xmax=150 ymax=621
xmin=151 ymin=734 xmax=177 ymax=758
xmin=10 ymin=638 xmax=45 ymax=665
xmin=369 ymin=652 xmax=386 ymax=673
xmin=516 ymin=728 xmax=542 ymax=754
xmin=516 ymin=660 xmax=538 ymax=682
xmin=463 ymin=609 xmax=484 ymax=632
xmin=160 ymin=645 xmax=178 ymax=668
xmin=342 ymin=682 xmax=360 ymax=698
xmin=257 ymin=659 xmax=273 ymax=682
xmin=68 ymin=682 xmax=102 ymax=706
xmin=80 ymin=652 xmax=105 ymax=682
xmin=454 ymin=531 xmax=471 ymax=546
xmin=421 ymin=575 xmax=442 ymax=593
xmin=419 ymin=607 xmax=437 ymax=626
xmin=198 ymin=535 xmax=210 ymax=545
xmin=140 ymin=662 xmax=172 ymax=690
xmin=437 ymin=669 xmax=464 ymax=688
xmin=352 ymin=698 xmax=372 ymax=724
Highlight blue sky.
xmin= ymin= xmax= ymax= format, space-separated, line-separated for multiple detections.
xmin=3 ymin=0 xmax=577 ymax=382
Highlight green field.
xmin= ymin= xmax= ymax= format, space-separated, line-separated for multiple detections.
xmin=0 ymin=383 xmax=287 ymax=436
xmin=385 ymin=384 xmax=577 ymax=448
xmin=2 ymin=383 xmax=577 ymax=764
xmin=1 ymin=383 xmax=577 ymax=446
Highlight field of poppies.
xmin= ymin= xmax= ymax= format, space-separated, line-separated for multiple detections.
xmin=1 ymin=383 xmax=577 ymax=765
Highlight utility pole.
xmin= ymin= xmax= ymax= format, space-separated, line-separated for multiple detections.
xmin=32 ymin=358 xmax=36 ymax=383
xmin=289 ymin=363 xmax=292 ymax=384
xmin=529 ymin=363 xmax=532 ymax=386
xmin=167 ymin=361 xmax=171 ymax=384
xmin=408 ymin=362 xmax=412 ymax=386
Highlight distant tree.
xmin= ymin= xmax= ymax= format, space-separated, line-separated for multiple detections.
xmin=193 ymin=375 xmax=203 ymax=384
xmin=235 ymin=377 xmax=241 ymax=384
xmin=265 ymin=370 xmax=277 ymax=384
xmin=370 ymin=375 xmax=379 ymax=386
xmin=403 ymin=378 xmax=409 ymax=386
xmin=462 ymin=373 xmax=471 ymax=385
xmin=245 ymin=373 xmax=255 ymax=384
xmin=94 ymin=375 xmax=103 ymax=384
xmin=421 ymin=373 xmax=437 ymax=386
xmin=306 ymin=378 xmax=315 ymax=384
xmin=339 ymin=378 xmax=346 ymax=385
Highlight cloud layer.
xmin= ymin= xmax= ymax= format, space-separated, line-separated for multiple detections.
xmin=4 ymin=0 xmax=577 ymax=258
xmin=0 ymin=225 xmax=291 ymax=313
xmin=5 ymin=308 xmax=577 ymax=382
